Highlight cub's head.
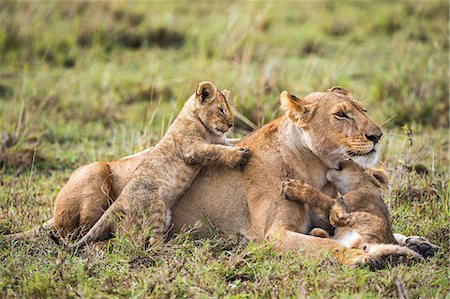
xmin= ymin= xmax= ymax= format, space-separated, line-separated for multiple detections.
xmin=280 ymin=87 xmax=383 ymax=169
xmin=326 ymin=159 xmax=389 ymax=194
xmin=194 ymin=81 xmax=234 ymax=136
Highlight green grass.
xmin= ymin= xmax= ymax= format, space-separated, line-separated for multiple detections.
xmin=0 ymin=2 xmax=448 ymax=298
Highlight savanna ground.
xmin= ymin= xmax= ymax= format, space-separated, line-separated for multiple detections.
xmin=0 ymin=2 xmax=448 ymax=298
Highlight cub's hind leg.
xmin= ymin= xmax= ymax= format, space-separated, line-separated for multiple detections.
xmin=139 ymin=197 xmax=167 ymax=246
xmin=118 ymin=180 xmax=167 ymax=247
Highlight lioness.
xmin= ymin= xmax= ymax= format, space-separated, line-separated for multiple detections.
xmin=68 ymin=81 xmax=250 ymax=248
xmin=281 ymin=159 xmax=422 ymax=260
xmin=5 ymin=86 xmax=437 ymax=267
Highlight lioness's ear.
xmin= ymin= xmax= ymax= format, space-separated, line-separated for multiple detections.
xmin=327 ymin=86 xmax=350 ymax=96
xmin=280 ymin=91 xmax=314 ymax=127
xmin=222 ymin=89 xmax=230 ymax=98
xmin=369 ymin=169 xmax=389 ymax=188
xmin=196 ymin=81 xmax=217 ymax=104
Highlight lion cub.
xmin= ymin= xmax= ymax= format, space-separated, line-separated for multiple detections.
xmin=281 ymin=160 xmax=422 ymax=258
xmin=70 ymin=81 xmax=250 ymax=248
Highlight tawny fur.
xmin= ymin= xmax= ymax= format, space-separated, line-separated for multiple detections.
xmin=169 ymin=88 xmax=392 ymax=267
xmin=5 ymin=87 xmax=433 ymax=267
xmin=68 ymin=81 xmax=252 ymax=248
xmin=281 ymin=160 xmax=423 ymax=260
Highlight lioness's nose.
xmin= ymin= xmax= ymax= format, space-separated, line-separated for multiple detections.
xmin=365 ymin=131 xmax=382 ymax=143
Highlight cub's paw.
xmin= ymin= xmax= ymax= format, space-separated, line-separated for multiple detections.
xmin=280 ymin=179 xmax=309 ymax=201
xmin=230 ymin=147 xmax=251 ymax=170
xmin=329 ymin=201 xmax=346 ymax=227
xmin=309 ymin=228 xmax=331 ymax=238
xmin=280 ymin=179 xmax=298 ymax=199
xmin=403 ymin=236 xmax=441 ymax=259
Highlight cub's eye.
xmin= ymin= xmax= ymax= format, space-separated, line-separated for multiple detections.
xmin=218 ymin=107 xmax=225 ymax=115
xmin=362 ymin=108 xmax=367 ymax=113
xmin=334 ymin=111 xmax=349 ymax=119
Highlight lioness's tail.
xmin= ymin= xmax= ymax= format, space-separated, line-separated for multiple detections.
xmin=2 ymin=218 xmax=55 ymax=242
xmin=69 ymin=200 xmax=125 ymax=250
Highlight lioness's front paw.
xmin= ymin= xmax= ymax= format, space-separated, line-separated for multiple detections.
xmin=403 ymin=236 xmax=441 ymax=259
xmin=230 ymin=147 xmax=251 ymax=170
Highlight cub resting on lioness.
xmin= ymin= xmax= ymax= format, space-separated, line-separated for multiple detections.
xmin=68 ymin=81 xmax=250 ymax=247
xmin=5 ymin=86 xmax=438 ymax=268
xmin=281 ymin=159 xmax=423 ymax=260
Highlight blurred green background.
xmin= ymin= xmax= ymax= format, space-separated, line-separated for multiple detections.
xmin=0 ymin=1 xmax=448 ymax=172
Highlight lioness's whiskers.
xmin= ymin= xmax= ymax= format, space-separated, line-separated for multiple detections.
xmin=380 ymin=114 xmax=398 ymax=127
xmin=384 ymin=132 xmax=416 ymax=141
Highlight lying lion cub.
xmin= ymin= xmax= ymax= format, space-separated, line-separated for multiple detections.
xmin=281 ymin=160 xmax=422 ymax=259
xmin=69 ymin=81 xmax=250 ymax=248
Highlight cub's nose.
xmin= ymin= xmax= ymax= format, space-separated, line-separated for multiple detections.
xmin=365 ymin=132 xmax=382 ymax=143
xmin=228 ymin=122 xmax=233 ymax=129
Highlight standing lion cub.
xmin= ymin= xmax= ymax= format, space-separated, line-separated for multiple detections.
xmin=281 ymin=160 xmax=422 ymax=259
xmin=70 ymin=81 xmax=250 ymax=248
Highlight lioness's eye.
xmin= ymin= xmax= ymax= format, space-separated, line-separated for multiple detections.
xmin=218 ymin=107 xmax=225 ymax=115
xmin=334 ymin=111 xmax=349 ymax=119
xmin=362 ymin=108 xmax=367 ymax=112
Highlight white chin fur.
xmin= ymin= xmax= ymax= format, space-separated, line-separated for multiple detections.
xmin=351 ymin=151 xmax=379 ymax=168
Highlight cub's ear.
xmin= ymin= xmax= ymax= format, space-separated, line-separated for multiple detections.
xmin=369 ymin=169 xmax=389 ymax=188
xmin=327 ymin=86 xmax=350 ymax=96
xmin=196 ymin=81 xmax=217 ymax=104
xmin=280 ymin=91 xmax=315 ymax=127
xmin=221 ymin=89 xmax=230 ymax=98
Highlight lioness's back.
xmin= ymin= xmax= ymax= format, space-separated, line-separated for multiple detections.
xmin=170 ymin=165 xmax=251 ymax=238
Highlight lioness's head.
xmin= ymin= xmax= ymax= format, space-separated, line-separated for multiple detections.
xmin=280 ymin=87 xmax=382 ymax=168
xmin=194 ymin=81 xmax=234 ymax=136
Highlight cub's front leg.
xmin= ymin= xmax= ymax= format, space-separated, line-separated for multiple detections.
xmin=281 ymin=179 xmax=336 ymax=221
xmin=184 ymin=144 xmax=251 ymax=170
